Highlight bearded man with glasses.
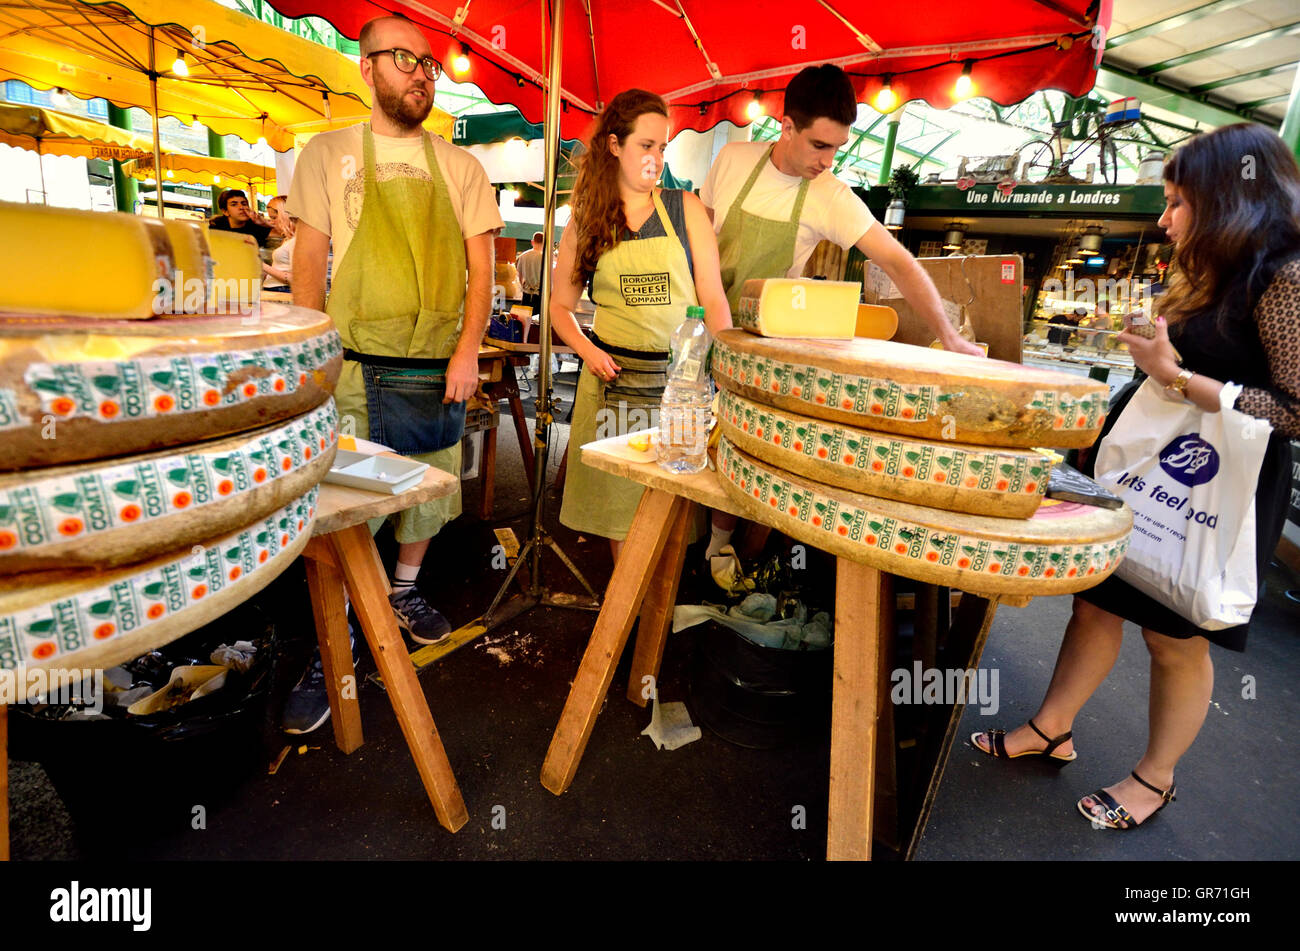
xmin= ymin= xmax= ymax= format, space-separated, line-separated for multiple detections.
xmin=283 ymin=14 xmax=503 ymax=734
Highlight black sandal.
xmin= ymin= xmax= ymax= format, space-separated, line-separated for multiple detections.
xmin=1077 ymin=772 xmax=1177 ymax=830
xmin=969 ymin=718 xmax=1077 ymax=766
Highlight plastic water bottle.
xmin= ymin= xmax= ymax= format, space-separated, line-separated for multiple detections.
xmin=657 ymin=305 xmax=713 ymax=474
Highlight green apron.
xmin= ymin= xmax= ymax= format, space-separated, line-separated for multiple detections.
xmin=327 ymin=125 xmax=467 ymax=544
xmin=716 ymin=144 xmax=810 ymax=313
xmin=559 ymin=191 xmax=697 ymax=541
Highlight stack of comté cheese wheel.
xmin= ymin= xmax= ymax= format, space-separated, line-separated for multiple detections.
xmin=0 ymin=204 xmax=344 ymax=690
xmin=712 ymin=322 xmax=1133 ymax=597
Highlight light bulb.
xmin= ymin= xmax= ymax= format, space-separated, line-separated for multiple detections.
xmin=213 ymin=175 xmax=221 ymax=184
xmin=746 ymin=95 xmax=763 ymax=121
xmin=166 ymin=170 xmax=174 ymax=179
xmin=874 ymin=82 xmax=897 ymax=113
xmin=453 ymin=45 xmax=470 ymax=76
xmin=172 ymin=51 xmax=189 ymax=77
xmin=954 ymin=62 xmax=974 ymax=101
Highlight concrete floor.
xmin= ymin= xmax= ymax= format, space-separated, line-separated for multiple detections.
xmin=7 ymin=367 xmax=1299 ymax=861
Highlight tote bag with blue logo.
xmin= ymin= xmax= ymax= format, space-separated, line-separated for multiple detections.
xmin=1093 ymin=380 xmax=1272 ymax=630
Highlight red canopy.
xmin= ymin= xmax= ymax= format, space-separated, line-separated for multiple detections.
xmin=270 ymin=0 xmax=1112 ymax=143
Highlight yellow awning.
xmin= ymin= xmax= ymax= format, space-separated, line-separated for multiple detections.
xmin=0 ymin=0 xmax=453 ymax=150
xmin=122 ymin=152 xmax=278 ymax=194
xmin=0 ymin=100 xmax=156 ymax=161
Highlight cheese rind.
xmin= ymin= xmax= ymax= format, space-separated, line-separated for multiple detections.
xmin=0 ymin=305 xmax=342 ymax=470
xmin=717 ymin=436 xmax=1130 ymax=596
xmin=735 ymin=278 xmax=861 ymax=339
xmin=712 ymin=329 xmax=1108 ymax=449
xmin=718 ymin=389 xmax=1052 ymax=518
xmin=0 ymin=400 xmax=337 ymax=572
xmin=0 ymin=487 xmax=318 ymax=690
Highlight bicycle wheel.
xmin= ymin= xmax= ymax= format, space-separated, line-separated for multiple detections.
xmin=1017 ymin=140 xmax=1058 ymax=184
xmin=1098 ymin=137 xmax=1120 ymax=185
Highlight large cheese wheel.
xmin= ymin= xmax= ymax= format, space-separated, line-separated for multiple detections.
xmin=0 ymin=486 xmax=318 ymax=694
xmin=0 ymin=399 xmax=337 ymax=572
xmin=0 ymin=304 xmax=342 ymax=471
xmin=712 ymin=329 xmax=1109 ymax=449
xmin=717 ymin=436 xmax=1130 ymax=597
xmin=718 ymin=389 xmax=1052 ymax=518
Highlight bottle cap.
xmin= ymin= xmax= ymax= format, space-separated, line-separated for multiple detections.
xmin=686 ymin=305 xmax=705 ymax=320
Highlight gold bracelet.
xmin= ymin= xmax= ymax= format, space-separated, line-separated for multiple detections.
xmin=1165 ymin=367 xmax=1194 ymax=397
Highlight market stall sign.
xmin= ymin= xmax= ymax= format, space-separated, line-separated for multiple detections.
xmin=864 ymin=184 xmax=1167 ymax=218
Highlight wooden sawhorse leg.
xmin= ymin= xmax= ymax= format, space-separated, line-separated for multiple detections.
xmin=626 ymin=499 xmax=694 ymax=706
xmin=302 ymin=537 xmax=365 ymax=754
xmin=541 ymin=489 xmax=689 ymax=794
xmin=827 ymin=559 xmax=893 ymax=861
xmin=304 ymin=526 xmax=469 ymax=833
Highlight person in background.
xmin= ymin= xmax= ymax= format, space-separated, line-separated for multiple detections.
xmin=210 ymin=188 xmax=273 ymax=247
xmin=283 ymin=13 xmax=502 ymax=734
xmin=517 ymin=231 xmax=545 ymax=314
xmin=551 ymin=89 xmax=730 ymax=562
xmin=262 ymin=195 xmax=295 ymax=292
xmin=1078 ymin=299 xmax=1111 ymax=348
xmin=972 ymin=123 xmax=1300 ymax=830
xmin=1046 ymin=306 xmax=1084 ymax=346
xmin=698 ymin=64 xmax=985 ymax=562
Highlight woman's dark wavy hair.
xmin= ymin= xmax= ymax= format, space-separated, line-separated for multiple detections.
xmin=1160 ymin=123 xmax=1300 ymax=331
xmin=570 ymin=89 xmax=668 ymax=287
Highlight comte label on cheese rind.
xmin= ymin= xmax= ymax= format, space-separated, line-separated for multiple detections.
xmin=0 ymin=306 xmax=342 ymax=470
xmin=0 ymin=400 xmax=337 ymax=572
xmin=735 ymin=278 xmax=861 ymax=339
xmin=717 ymin=436 xmax=1130 ymax=597
xmin=712 ymin=329 xmax=1109 ymax=449
xmin=718 ymin=389 xmax=1052 ymax=518
xmin=0 ymin=487 xmax=317 ymax=683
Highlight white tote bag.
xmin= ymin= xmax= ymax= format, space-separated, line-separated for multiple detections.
xmin=1092 ymin=379 xmax=1272 ymax=630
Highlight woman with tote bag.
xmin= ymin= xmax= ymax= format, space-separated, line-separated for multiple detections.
xmin=971 ymin=123 xmax=1300 ymax=830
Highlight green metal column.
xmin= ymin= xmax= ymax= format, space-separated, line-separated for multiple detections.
xmin=876 ymin=106 xmax=905 ymax=185
xmin=1280 ymin=63 xmax=1300 ymax=161
xmin=106 ymin=104 xmax=138 ymax=213
xmin=207 ymin=128 xmax=226 ymax=214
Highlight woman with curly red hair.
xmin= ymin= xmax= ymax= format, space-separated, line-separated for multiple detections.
xmin=554 ymin=89 xmax=731 ymax=560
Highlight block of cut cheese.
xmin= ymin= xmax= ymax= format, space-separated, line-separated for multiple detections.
xmin=734 ymin=278 xmax=861 ymax=338
xmin=0 ymin=486 xmax=317 ymax=693
xmin=712 ymin=329 xmax=1109 ymax=449
xmin=0 ymin=203 xmax=174 ymax=320
xmin=206 ymin=228 xmax=264 ymax=314
xmin=0 ymin=399 xmax=337 ymax=573
xmin=0 ymin=305 xmax=342 ymax=471
xmin=855 ymin=304 xmax=898 ymax=340
xmin=717 ymin=389 xmax=1053 ymax=518
xmin=717 ymin=436 xmax=1130 ymax=597
xmin=159 ymin=220 xmax=213 ymax=316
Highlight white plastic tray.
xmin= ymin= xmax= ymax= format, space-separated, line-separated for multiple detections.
xmin=324 ymin=449 xmax=429 ymax=495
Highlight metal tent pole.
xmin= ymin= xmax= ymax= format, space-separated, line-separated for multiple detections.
xmin=482 ymin=0 xmax=600 ymax=629
xmin=147 ymin=27 xmax=165 ymax=219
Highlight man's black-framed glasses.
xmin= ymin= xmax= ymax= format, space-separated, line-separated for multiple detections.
xmin=367 ymin=48 xmax=441 ymax=81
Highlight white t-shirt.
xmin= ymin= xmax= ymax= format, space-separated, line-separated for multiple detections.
xmin=264 ymin=234 xmax=295 ymax=288
xmin=287 ymin=123 xmax=503 ymax=283
xmin=700 ymin=141 xmax=876 ymax=278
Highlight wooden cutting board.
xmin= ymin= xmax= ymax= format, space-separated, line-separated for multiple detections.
xmin=0 ymin=304 xmax=342 ymax=470
xmin=0 ymin=399 xmax=337 ymax=573
xmin=718 ymin=389 xmax=1053 ymax=518
xmin=717 ymin=436 xmax=1130 ymax=597
xmin=0 ymin=486 xmax=318 ymax=696
xmin=712 ymin=328 xmax=1108 ymax=449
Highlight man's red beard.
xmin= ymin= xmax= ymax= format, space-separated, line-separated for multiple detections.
xmin=375 ymin=73 xmax=433 ymax=129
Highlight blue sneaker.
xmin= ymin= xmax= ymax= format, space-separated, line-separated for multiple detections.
xmin=282 ymin=630 xmax=358 ymax=735
xmin=388 ymin=587 xmax=453 ymax=645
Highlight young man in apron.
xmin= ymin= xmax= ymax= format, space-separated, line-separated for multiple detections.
xmin=284 ymin=14 xmax=502 ymax=732
xmin=698 ymin=64 xmax=987 ymax=559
